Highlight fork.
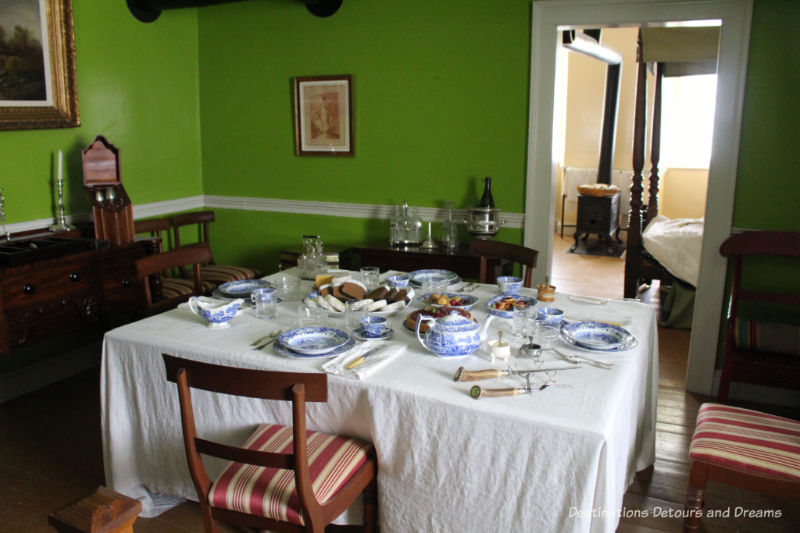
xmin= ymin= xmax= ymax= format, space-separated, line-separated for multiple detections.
xmin=553 ymin=348 xmax=613 ymax=370
xmin=253 ymin=330 xmax=282 ymax=350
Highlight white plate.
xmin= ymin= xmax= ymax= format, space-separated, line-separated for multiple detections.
xmin=305 ymin=284 xmax=414 ymax=317
xmin=273 ymin=336 xmax=356 ymax=359
xmin=277 ymin=327 xmax=350 ymax=355
xmin=559 ymin=333 xmax=638 ymax=352
xmin=217 ymin=279 xmax=272 ymax=298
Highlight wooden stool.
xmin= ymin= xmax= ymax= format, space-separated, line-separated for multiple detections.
xmin=49 ymin=486 xmax=141 ymax=533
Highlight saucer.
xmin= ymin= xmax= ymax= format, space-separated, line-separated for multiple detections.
xmin=351 ymin=327 xmax=394 ymax=341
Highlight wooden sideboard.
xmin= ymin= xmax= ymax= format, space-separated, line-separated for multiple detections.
xmin=0 ymin=234 xmax=155 ymax=354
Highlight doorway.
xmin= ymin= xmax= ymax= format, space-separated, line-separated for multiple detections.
xmin=522 ymin=0 xmax=752 ymax=395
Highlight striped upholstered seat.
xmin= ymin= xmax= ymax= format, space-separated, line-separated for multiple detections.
xmin=689 ymin=403 xmax=800 ymax=480
xmin=199 ymin=264 xmax=263 ymax=287
xmin=208 ymin=423 xmax=372 ymax=525
xmin=160 ymin=277 xmax=215 ymax=300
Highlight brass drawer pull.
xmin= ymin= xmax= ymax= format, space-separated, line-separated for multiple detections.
xmin=23 ymin=284 xmax=36 ymax=295
xmin=69 ymin=272 xmax=81 ymax=282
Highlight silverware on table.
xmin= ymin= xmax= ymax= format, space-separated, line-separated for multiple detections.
xmin=345 ymin=345 xmax=385 ymax=370
xmin=254 ymin=330 xmax=283 ymax=350
xmin=454 ymin=365 xmax=580 ymax=382
xmin=553 ymin=348 xmax=613 ymax=370
xmin=470 ymin=383 xmax=550 ymax=399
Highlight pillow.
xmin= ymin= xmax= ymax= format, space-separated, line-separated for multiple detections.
xmin=733 ymin=320 xmax=800 ymax=356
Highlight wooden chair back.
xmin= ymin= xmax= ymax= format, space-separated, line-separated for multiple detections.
xmin=469 ymin=239 xmax=539 ymax=287
xmin=134 ymin=217 xmax=171 ymax=252
xmin=162 ymin=355 xmax=352 ymax=532
xmin=171 ymin=211 xmax=217 ymax=278
xmin=135 ymin=245 xmax=212 ymax=314
xmin=717 ymin=230 xmax=800 ymax=401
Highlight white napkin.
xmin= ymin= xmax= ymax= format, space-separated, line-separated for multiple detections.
xmin=322 ymin=341 xmax=405 ymax=380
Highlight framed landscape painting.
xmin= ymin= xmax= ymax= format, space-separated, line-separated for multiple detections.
xmin=293 ymin=75 xmax=353 ymax=156
xmin=0 ymin=0 xmax=79 ymax=130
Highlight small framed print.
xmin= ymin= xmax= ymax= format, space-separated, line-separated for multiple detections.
xmin=293 ymin=75 xmax=353 ymax=156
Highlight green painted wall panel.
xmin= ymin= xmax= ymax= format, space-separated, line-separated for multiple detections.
xmin=197 ymin=1 xmax=531 ymax=214
xmin=0 ymin=2 xmax=202 ymax=225
xmin=733 ymin=0 xmax=800 ymax=231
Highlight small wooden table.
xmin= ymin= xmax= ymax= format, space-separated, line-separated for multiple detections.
xmin=344 ymin=242 xmax=506 ymax=280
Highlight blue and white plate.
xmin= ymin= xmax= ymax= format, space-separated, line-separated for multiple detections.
xmin=351 ymin=327 xmax=394 ymax=341
xmin=415 ymin=292 xmax=479 ymax=310
xmin=408 ymin=269 xmax=461 ymax=287
xmin=273 ymin=336 xmax=356 ymax=359
xmin=277 ymin=327 xmax=350 ymax=355
xmin=212 ymin=289 xmax=281 ymax=305
xmin=559 ymin=331 xmax=638 ymax=352
xmin=485 ymin=294 xmax=537 ymax=319
xmin=218 ymin=279 xmax=272 ymax=298
xmin=560 ymin=321 xmax=635 ymax=350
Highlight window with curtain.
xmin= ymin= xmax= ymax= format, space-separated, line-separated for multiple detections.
xmin=659 ymin=74 xmax=717 ymax=169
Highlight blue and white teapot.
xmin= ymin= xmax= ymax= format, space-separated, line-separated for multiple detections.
xmin=415 ymin=310 xmax=494 ymax=358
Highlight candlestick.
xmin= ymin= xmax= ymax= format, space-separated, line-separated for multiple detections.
xmin=57 ymin=149 xmax=63 ymax=183
xmin=49 ymin=151 xmax=75 ymax=232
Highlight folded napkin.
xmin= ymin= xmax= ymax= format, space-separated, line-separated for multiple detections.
xmin=322 ymin=341 xmax=405 ymax=380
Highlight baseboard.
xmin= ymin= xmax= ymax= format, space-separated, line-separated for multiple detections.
xmin=0 ymin=341 xmax=101 ymax=404
xmin=711 ymin=370 xmax=800 ymax=407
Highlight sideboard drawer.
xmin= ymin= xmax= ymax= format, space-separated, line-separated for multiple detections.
xmin=0 ymin=253 xmax=98 ymax=308
xmin=100 ymin=246 xmax=147 ymax=317
xmin=4 ymin=293 xmax=101 ymax=348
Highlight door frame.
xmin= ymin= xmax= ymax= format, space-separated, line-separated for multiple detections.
xmin=523 ymin=0 xmax=753 ymax=394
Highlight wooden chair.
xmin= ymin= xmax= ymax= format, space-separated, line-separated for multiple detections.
xmin=683 ymin=403 xmax=800 ymax=531
xmin=135 ymin=245 xmax=215 ymax=314
xmin=717 ymin=231 xmax=800 ymax=402
xmin=171 ymin=210 xmax=263 ymax=287
xmin=162 ymin=354 xmax=378 ymax=533
xmin=134 ymin=217 xmax=171 ymax=252
xmin=469 ymin=239 xmax=539 ymax=287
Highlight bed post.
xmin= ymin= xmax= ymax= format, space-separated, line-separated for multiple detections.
xmin=625 ymin=31 xmax=647 ymax=299
xmin=647 ymin=62 xmax=663 ymax=224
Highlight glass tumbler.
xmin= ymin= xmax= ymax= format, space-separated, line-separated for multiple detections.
xmin=297 ymin=304 xmax=326 ymax=328
xmin=251 ymin=287 xmax=277 ymax=320
xmin=345 ymin=300 xmax=368 ymax=333
xmin=360 ymin=266 xmax=380 ymax=290
xmin=512 ymin=301 xmax=534 ymax=337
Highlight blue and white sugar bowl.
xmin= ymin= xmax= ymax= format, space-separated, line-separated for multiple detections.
xmin=497 ymin=276 xmax=523 ymax=294
xmin=189 ymin=296 xmax=244 ymax=328
xmin=415 ymin=310 xmax=489 ymax=358
xmin=386 ymin=274 xmax=410 ymax=289
xmin=535 ymin=307 xmax=564 ymax=327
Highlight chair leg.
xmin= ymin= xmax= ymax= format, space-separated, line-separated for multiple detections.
xmin=362 ymin=477 xmax=379 ymax=533
xmin=683 ymin=461 xmax=708 ymax=532
xmin=200 ymin=503 xmax=220 ymax=533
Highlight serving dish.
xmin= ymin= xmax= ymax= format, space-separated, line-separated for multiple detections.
xmin=273 ymin=335 xmax=356 ymax=359
xmin=304 ymin=280 xmax=413 ymax=317
xmin=485 ymin=294 xmax=537 ymax=319
xmin=408 ymin=269 xmax=460 ymax=288
xmin=415 ymin=292 xmax=478 ymax=310
xmin=277 ymin=327 xmax=350 ymax=356
xmin=560 ymin=321 xmax=635 ymax=350
xmin=217 ymin=279 xmax=272 ymax=298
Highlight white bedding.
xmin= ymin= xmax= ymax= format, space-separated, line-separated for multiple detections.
xmin=642 ymin=215 xmax=704 ymax=287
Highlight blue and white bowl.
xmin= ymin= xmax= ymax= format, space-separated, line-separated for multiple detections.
xmin=386 ymin=275 xmax=410 ymax=289
xmin=218 ymin=279 xmax=272 ymax=298
xmin=496 ymin=276 xmax=523 ymax=294
xmin=535 ymin=307 xmax=564 ymax=327
xmin=560 ymin=321 xmax=634 ymax=350
xmin=188 ymin=296 xmax=243 ymax=328
xmin=277 ymin=327 xmax=350 ymax=355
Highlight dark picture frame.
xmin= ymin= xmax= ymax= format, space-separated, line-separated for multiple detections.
xmin=0 ymin=0 xmax=79 ymax=130
xmin=293 ymin=75 xmax=353 ymax=156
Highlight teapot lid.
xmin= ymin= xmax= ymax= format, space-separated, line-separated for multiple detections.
xmin=433 ymin=310 xmax=478 ymax=330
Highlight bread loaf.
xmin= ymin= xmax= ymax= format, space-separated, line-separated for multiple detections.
xmin=342 ymin=281 xmax=367 ymax=299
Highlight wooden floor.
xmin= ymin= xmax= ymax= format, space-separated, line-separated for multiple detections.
xmin=0 ymin=238 xmax=797 ymax=532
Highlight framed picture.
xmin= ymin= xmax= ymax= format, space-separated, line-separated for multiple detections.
xmin=293 ymin=75 xmax=353 ymax=156
xmin=0 ymin=0 xmax=79 ymax=130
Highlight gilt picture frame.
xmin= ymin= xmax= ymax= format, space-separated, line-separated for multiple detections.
xmin=293 ymin=75 xmax=353 ymax=156
xmin=0 ymin=0 xmax=79 ymax=130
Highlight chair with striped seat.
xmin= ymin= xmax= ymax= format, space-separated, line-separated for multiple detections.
xmin=136 ymin=245 xmax=215 ymax=314
xmin=162 ymin=354 xmax=378 ymax=533
xmin=683 ymin=403 xmax=800 ymax=531
xmin=171 ymin=210 xmax=263 ymax=287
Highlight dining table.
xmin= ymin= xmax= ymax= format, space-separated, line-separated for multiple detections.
xmin=100 ymin=268 xmax=658 ymax=533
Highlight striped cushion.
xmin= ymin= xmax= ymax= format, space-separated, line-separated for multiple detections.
xmin=208 ymin=423 xmax=372 ymax=525
xmin=690 ymin=403 xmax=800 ymax=480
xmin=199 ymin=265 xmax=263 ymax=286
xmin=733 ymin=319 xmax=800 ymax=356
xmin=160 ymin=277 xmax=214 ymax=299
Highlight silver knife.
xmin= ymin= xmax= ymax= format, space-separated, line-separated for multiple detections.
xmin=255 ymin=330 xmax=282 ymax=350
xmin=345 ymin=345 xmax=385 ymax=370
xmin=553 ymin=347 xmax=613 ymax=369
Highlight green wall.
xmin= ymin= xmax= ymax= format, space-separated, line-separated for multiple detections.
xmin=0 ymin=2 xmax=202 ymax=226
xmin=733 ymin=0 xmax=800 ymax=231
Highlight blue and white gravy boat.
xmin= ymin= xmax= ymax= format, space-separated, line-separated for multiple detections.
xmin=189 ymin=296 xmax=244 ymax=328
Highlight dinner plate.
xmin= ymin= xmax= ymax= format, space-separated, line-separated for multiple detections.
xmin=273 ymin=335 xmax=356 ymax=359
xmin=485 ymin=293 xmax=537 ymax=319
xmin=217 ymin=279 xmax=272 ymax=298
xmin=559 ymin=331 xmax=638 ymax=352
xmin=212 ymin=289 xmax=281 ymax=305
xmin=277 ymin=327 xmax=350 ymax=355
xmin=351 ymin=327 xmax=395 ymax=341
xmin=408 ymin=269 xmax=460 ymax=287
xmin=415 ymin=292 xmax=478 ymax=310
xmin=560 ymin=321 xmax=635 ymax=350
xmin=305 ymin=286 xmax=413 ymax=318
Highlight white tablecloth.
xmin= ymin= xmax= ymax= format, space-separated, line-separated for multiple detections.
xmin=101 ymin=271 xmax=657 ymax=533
